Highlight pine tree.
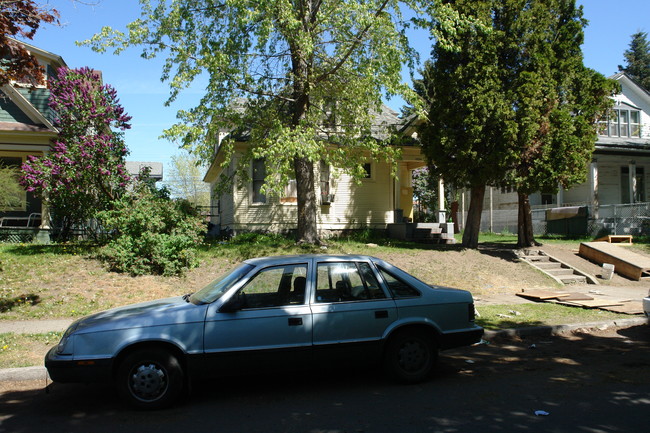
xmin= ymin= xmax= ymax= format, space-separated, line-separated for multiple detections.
xmin=618 ymin=31 xmax=650 ymax=90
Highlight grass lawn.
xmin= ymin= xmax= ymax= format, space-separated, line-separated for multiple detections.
xmin=0 ymin=233 xmax=644 ymax=368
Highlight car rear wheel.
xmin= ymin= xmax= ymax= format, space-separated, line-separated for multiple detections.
xmin=385 ymin=330 xmax=437 ymax=383
xmin=116 ymin=348 xmax=184 ymax=409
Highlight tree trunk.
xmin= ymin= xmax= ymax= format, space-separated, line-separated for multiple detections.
xmin=288 ymin=47 xmax=320 ymax=244
xmin=294 ymin=156 xmax=319 ymax=244
xmin=517 ymin=192 xmax=539 ymax=248
xmin=462 ymin=185 xmax=485 ymax=248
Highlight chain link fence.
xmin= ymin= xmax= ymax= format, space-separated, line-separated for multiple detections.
xmin=459 ymin=202 xmax=650 ymax=237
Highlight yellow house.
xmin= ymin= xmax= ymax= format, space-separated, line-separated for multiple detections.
xmin=203 ymin=107 xmax=426 ymax=235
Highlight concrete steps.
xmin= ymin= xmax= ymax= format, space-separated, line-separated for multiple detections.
xmin=387 ymin=222 xmax=456 ymax=244
xmin=519 ymin=250 xmax=597 ymax=285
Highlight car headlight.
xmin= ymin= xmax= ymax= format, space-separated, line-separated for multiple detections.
xmin=56 ymin=321 xmax=80 ymax=355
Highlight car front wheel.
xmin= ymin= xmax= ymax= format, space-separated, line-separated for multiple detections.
xmin=385 ymin=330 xmax=437 ymax=383
xmin=116 ymin=348 xmax=184 ymax=409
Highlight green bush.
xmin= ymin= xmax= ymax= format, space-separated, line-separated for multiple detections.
xmin=97 ymin=186 xmax=205 ymax=276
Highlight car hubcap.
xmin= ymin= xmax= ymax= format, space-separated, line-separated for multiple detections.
xmin=398 ymin=340 xmax=428 ymax=373
xmin=130 ymin=363 xmax=167 ymax=401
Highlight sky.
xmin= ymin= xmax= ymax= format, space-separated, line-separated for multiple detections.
xmin=24 ymin=0 xmax=650 ymax=181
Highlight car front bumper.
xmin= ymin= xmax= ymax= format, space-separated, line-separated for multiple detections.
xmin=45 ymin=346 xmax=113 ymax=383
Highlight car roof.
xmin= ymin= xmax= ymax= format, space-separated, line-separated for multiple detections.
xmin=243 ymin=254 xmax=382 ymax=267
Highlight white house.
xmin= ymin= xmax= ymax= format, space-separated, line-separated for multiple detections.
xmin=477 ymin=72 xmax=650 ymax=211
xmin=203 ymin=106 xmax=426 ymax=235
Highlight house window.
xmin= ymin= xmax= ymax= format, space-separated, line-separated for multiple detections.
xmin=620 ymin=166 xmax=645 ymax=203
xmin=319 ymin=161 xmax=332 ymax=204
xmin=252 ymin=158 xmax=267 ymax=204
xmin=281 ymin=179 xmax=297 ymax=204
xmin=0 ymin=156 xmax=26 ymax=211
xmin=541 ymin=194 xmax=554 ymax=205
xmin=362 ymin=163 xmax=372 ymax=179
xmin=599 ymin=108 xmax=642 ymax=138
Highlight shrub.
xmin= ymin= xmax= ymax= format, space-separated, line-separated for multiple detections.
xmin=97 ymin=185 xmax=205 ymax=276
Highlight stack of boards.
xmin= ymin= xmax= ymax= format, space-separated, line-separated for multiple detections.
xmin=517 ymin=289 xmax=644 ymax=315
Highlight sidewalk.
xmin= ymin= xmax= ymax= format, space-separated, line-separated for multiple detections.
xmin=0 ymin=288 xmax=647 ymax=382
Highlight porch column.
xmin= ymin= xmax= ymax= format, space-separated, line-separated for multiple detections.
xmin=590 ymin=159 xmax=599 ymax=219
xmin=629 ymin=161 xmax=637 ymax=203
xmin=35 ymin=195 xmax=51 ymax=244
xmin=399 ymin=164 xmax=414 ymax=222
xmin=489 ymin=186 xmax=493 ymax=233
xmin=556 ymin=184 xmax=564 ymax=207
xmin=438 ymin=178 xmax=446 ymax=223
xmin=461 ymin=190 xmax=466 ymax=231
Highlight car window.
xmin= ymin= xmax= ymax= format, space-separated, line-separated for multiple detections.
xmin=190 ymin=263 xmax=254 ymax=304
xmin=377 ymin=266 xmax=421 ymax=298
xmin=239 ymin=264 xmax=308 ymax=309
xmin=315 ymin=262 xmax=386 ymax=303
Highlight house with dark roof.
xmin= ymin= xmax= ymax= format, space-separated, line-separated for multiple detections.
xmin=0 ymin=40 xmax=66 ymax=239
xmin=203 ymin=105 xmax=426 ymax=235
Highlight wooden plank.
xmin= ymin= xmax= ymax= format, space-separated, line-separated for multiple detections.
xmin=579 ymin=242 xmax=650 ymax=281
xmin=594 ymin=235 xmax=633 ymax=244
xmin=517 ymin=290 xmax=571 ymax=301
xmin=559 ymin=292 xmax=594 ymax=301
xmin=565 ymin=299 xmax=626 ymax=308
xmin=599 ymin=301 xmax=644 ymax=315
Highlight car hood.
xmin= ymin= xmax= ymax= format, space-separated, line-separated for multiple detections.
xmin=73 ymin=296 xmax=207 ymax=334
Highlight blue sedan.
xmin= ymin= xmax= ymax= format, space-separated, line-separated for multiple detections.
xmin=46 ymin=255 xmax=483 ymax=409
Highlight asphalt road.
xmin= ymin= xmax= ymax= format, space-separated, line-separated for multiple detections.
xmin=1 ymin=324 xmax=649 ymax=433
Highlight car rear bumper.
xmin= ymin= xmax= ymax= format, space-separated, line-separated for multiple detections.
xmin=45 ymin=346 xmax=113 ymax=383
xmin=439 ymin=326 xmax=484 ymax=350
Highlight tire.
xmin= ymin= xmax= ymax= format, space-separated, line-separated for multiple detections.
xmin=384 ymin=330 xmax=437 ymax=383
xmin=116 ymin=348 xmax=184 ymax=410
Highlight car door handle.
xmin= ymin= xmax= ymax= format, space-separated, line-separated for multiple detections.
xmin=288 ymin=317 xmax=303 ymax=326
xmin=375 ymin=310 xmax=389 ymax=319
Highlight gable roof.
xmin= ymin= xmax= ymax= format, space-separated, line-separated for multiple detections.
xmin=0 ymin=39 xmax=68 ymax=136
xmin=611 ymin=72 xmax=650 ymax=101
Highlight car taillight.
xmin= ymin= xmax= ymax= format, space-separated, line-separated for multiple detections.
xmin=468 ymin=303 xmax=476 ymax=322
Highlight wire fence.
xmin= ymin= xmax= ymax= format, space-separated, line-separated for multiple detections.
xmin=459 ymin=202 xmax=650 ymax=237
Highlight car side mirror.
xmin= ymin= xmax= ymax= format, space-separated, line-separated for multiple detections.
xmin=219 ymin=292 xmax=245 ymax=313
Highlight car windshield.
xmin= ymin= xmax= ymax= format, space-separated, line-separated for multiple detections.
xmin=190 ymin=263 xmax=254 ymax=304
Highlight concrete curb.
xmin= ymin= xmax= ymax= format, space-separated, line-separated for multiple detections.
xmin=483 ymin=317 xmax=649 ymax=340
xmin=0 ymin=366 xmax=49 ymax=382
xmin=1 ymin=317 xmax=647 ymax=382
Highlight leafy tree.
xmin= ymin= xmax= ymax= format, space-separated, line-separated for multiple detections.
xmin=83 ymin=0 xmax=427 ymax=244
xmin=166 ymin=153 xmax=210 ymax=207
xmin=412 ymin=167 xmax=437 ymax=222
xmin=20 ymin=67 xmax=132 ymax=238
xmin=419 ymin=0 xmax=615 ymax=248
xmin=0 ymin=0 xmax=59 ymax=86
xmin=0 ymin=164 xmax=23 ymax=209
xmin=618 ymin=31 xmax=650 ymax=90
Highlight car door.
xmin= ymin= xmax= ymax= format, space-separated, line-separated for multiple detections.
xmin=310 ymin=259 xmax=397 ymax=363
xmin=202 ymin=262 xmax=313 ymax=373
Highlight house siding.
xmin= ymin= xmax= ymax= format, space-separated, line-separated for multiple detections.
xmin=0 ymin=93 xmax=36 ymax=124
xmin=212 ymin=158 xmax=398 ymax=233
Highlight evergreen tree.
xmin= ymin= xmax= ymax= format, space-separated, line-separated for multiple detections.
xmin=618 ymin=31 xmax=650 ymax=90
xmin=419 ymin=0 xmax=615 ymax=248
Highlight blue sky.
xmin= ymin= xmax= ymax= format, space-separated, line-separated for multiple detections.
xmin=26 ymin=0 xmax=650 ymax=178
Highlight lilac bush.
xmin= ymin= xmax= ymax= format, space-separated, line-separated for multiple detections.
xmin=20 ymin=67 xmax=132 ymax=238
